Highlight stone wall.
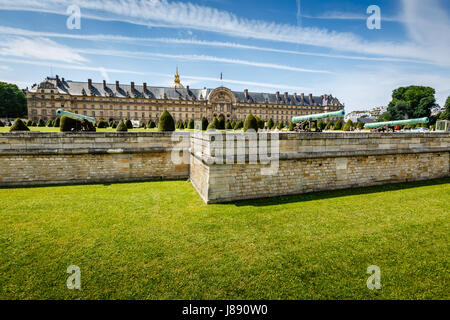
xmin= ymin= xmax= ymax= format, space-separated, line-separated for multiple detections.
xmin=1 ymin=131 xmax=449 ymax=203
xmin=190 ymin=132 xmax=450 ymax=203
xmin=0 ymin=132 xmax=190 ymax=186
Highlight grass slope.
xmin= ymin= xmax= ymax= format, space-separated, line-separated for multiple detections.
xmin=0 ymin=179 xmax=449 ymax=299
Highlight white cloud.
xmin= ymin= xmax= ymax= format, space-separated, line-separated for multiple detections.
xmin=76 ymin=48 xmax=332 ymax=74
xmin=0 ymin=56 xmax=145 ymax=75
xmin=1 ymin=0 xmax=448 ymax=65
xmin=0 ymin=37 xmax=87 ymax=63
xmin=0 ymin=26 xmax=425 ymax=64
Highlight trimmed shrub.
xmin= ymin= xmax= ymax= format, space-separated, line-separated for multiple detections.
xmin=266 ymin=118 xmax=274 ymax=130
xmin=231 ymin=121 xmax=236 ymax=129
xmin=37 ymin=119 xmax=45 ymax=127
xmin=325 ymin=120 xmax=334 ymax=130
xmin=333 ymin=119 xmax=343 ymax=130
xmin=207 ymin=117 xmax=219 ymax=130
xmin=0 ymin=120 xmax=4 ymax=127
xmin=317 ymin=121 xmax=326 ymax=130
xmin=9 ymin=118 xmax=29 ymax=132
xmin=188 ymin=119 xmax=195 ymax=129
xmin=158 ymin=110 xmax=175 ymax=132
xmin=46 ymin=119 xmax=53 ymax=127
xmin=125 ymin=119 xmax=133 ymax=129
xmin=60 ymin=116 xmax=81 ymax=132
xmin=256 ymin=117 xmax=265 ymax=129
xmin=54 ymin=117 xmax=60 ymax=127
xmin=356 ymin=122 xmax=365 ymax=129
xmin=97 ymin=120 xmax=109 ymax=128
xmin=179 ymin=121 xmax=185 ymax=130
xmin=112 ymin=121 xmax=118 ymax=129
xmin=243 ymin=114 xmax=258 ymax=132
xmin=201 ymin=117 xmax=208 ymax=130
xmin=218 ymin=115 xmax=225 ymax=130
xmin=139 ymin=121 xmax=146 ymax=128
xmin=288 ymin=121 xmax=295 ymax=131
xmin=147 ymin=120 xmax=156 ymax=129
xmin=225 ymin=121 xmax=232 ymax=130
xmin=277 ymin=122 xmax=283 ymax=130
xmin=343 ymin=120 xmax=353 ymax=131
xmin=234 ymin=120 xmax=243 ymax=130
xmin=26 ymin=120 xmax=32 ymax=126
xmin=109 ymin=121 xmax=114 ymax=128
xmin=116 ymin=120 xmax=128 ymax=132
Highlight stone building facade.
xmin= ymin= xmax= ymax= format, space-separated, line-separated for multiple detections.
xmin=26 ymin=71 xmax=344 ymax=123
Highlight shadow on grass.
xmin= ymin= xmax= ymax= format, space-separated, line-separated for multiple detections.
xmin=231 ymin=178 xmax=450 ymax=207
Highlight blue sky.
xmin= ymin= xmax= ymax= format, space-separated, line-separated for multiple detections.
xmin=0 ymin=0 xmax=449 ymax=111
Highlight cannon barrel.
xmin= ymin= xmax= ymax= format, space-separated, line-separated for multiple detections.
xmin=56 ymin=109 xmax=97 ymax=124
xmin=364 ymin=117 xmax=429 ymax=129
xmin=292 ymin=109 xmax=345 ymax=123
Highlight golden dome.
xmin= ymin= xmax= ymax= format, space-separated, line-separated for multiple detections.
xmin=171 ymin=67 xmax=184 ymax=89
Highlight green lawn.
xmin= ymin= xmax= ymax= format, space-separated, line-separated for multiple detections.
xmin=0 ymin=179 xmax=449 ymax=300
xmin=0 ymin=126 xmax=159 ymax=133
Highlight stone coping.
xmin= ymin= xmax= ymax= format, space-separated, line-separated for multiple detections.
xmin=0 ymin=146 xmax=187 ymax=156
xmin=191 ymin=147 xmax=450 ymax=165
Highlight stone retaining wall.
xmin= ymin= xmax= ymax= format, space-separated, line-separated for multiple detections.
xmin=190 ymin=132 xmax=450 ymax=203
xmin=0 ymin=132 xmax=190 ymax=186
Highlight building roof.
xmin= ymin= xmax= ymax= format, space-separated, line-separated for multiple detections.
xmin=29 ymin=75 xmax=344 ymax=107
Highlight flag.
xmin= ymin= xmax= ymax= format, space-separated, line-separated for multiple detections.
xmin=220 ymin=72 xmax=223 ymax=80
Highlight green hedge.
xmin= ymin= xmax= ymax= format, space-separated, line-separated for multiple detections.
xmin=116 ymin=120 xmax=128 ymax=132
xmin=9 ymin=118 xmax=29 ymax=132
xmin=243 ymin=114 xmax=258 ymax=132
xmin=158 ymin=111 xmax=175 ymax=131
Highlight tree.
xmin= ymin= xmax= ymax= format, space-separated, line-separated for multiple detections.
xmin=125 ymin=119 xmax=133 ymax=129
xmin=288 ymin=122 xmax=295 ymax=131
xmin=266 ymin=118 xmax=274 ymax=130
xmin=207 ymin=117 xmax=219 ymax=130
xmin=440 ymin=96 xmax=450 ymax=120
xmin=356 ymin=122 xmax=365 ymax=129
xmin=317 ymin=121 xmax=326 ymax=130
xmin=333 ymin=119 xmax=343 ymax=130
xmin=225 ymin=121 xmax=232 ymax=130
xmin=256 ymin=117 xmax=265 ymax=129
xmin=386 ymin=86 xmax=436 ymax=120
xmin=9 ymin=118 xmax=29 ymax=132
xmin=60 ymin=116 xmax=81 ymax=132
xmin=188 ymin=119 xmax=195 ymax=129
xmin=97 ymin=120 xmax=108 ymax=128
xmin=158 ymin=111 xmax=175 ymax=131
xmin=46 ymin=119 xmax=53 ymax=127
xmin=116 ymin=120 xmax=128 ymax=132
xmin=201 ymin=117 xmax=208 ymax=131
xmin=243 ymin=114 xmax=258 ymax=132
xmin=342 ymin=120 xmax=354 ymax=131
xmin=234 ymin=120 xmax=243 ymax=130
xmin=0 ymin=82 xmax=27 ymax=118
xmin=54 ymin=117 xmax=60 ymax=127
xmin=325 ymin=120 xmax=334 ymax=130
xmin=217 ymin=115 xmax=225 ymax=130
xmin=147 ymin=120 xmax=156 ymax=128
xmin=37 ymin=119 xmax=45 ymax=127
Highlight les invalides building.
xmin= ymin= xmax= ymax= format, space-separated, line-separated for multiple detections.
xmin=26 ymin=69 xmax=344 ymax=123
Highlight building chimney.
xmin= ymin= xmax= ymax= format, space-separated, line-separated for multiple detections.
xmin=309 ymin=93 xmax=313 ymax=104
xmin=301 ymin=93 xmax=305 ymax=102
xmin=56 ymin=75 xmax=59 ymax=82
xmin=131 ymin=82 xmax=135 ymax=92
xmin=143 ymin=82 xmax=147 ymax=93
xmin=284 ymin=92 xmax=289 ymax=100
xmin=186 ymin=85 xmax=190 ymax=92
xmin=293 ymin=93 xmax=297 ymax=101
xmin=61 ymin=77 xmax=65 ymax=84
xmin=88 ymin=79 xmax=92 ymax=89
xmin=116 ymin=81 xmax=120 ymax=91
xmin=276 ymin=91 xmax=280 ymax=100
xmin=244 ymin=89 xmax=249 ymax=100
